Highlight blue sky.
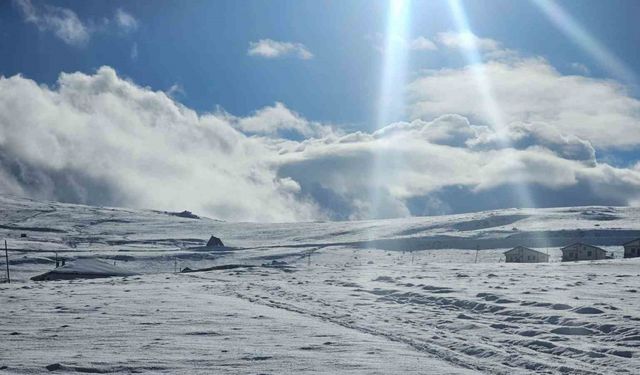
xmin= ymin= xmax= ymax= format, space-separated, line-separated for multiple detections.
xmin=2 ymin=0 xmax=639 ymax=126
xmin=1 ymin=0 xmax=640 ymax=221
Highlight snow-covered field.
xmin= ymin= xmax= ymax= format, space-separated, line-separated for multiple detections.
xmin=1 ymin=194 xmax=640 ymax=374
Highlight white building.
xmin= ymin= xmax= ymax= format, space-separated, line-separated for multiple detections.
xmin=561 ymin=243 xmax=607 ymax=262
xmin=623 ymin=238 xmax=640 ymax=258
xmin=504 ymin=246 xmax=549 ymax=263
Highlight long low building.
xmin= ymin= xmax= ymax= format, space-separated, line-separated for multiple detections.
xmin=504 ymin=246 xmax=549 ymax=263
xmin=561 ymin=242 xmax=607 ymax=262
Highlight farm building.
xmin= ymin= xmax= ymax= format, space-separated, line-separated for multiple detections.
xmin=623 ymin=238 xmax=640 ymax=258
xmin=560 ymin=243 xmax=607 ymax=262
xmin=504 ymin=246 xmax=549 ymax=263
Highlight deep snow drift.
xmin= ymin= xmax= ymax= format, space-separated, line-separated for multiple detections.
xmin=1 ymin=194 xmax=640 ymax=374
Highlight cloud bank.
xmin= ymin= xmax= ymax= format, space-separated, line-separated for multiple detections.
xmin=0 ymin=68 xmax=320 ymax=221
xmin=408 ymin=54 xmax=640 ymax=149
xmin=0 ymin=62 xmax=639 ymax=221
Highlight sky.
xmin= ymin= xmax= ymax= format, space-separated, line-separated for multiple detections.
xmin=0 ymin=0 xmax=639 ymax=222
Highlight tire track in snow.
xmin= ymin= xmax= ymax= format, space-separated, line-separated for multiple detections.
xmin=195 ymin=269 xmax=609 ymax=375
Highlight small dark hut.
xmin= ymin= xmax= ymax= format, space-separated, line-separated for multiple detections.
xmin=206 ymin=235 xmax=224 ymax=247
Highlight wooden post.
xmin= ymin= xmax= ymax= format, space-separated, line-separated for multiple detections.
xmin=307 ymin=250 xmax=311 ymax=266
xmin=4 ymin=240 xmax=9 ymax=284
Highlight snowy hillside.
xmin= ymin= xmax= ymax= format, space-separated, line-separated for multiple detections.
xmin=1 ymin=194 xmax=639 ymax=265
xmin=1 ymin=194 xmax=640 ymax=374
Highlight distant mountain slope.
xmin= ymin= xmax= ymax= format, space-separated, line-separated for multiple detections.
xmin=1 ymin=194 xmax=639 ymax=255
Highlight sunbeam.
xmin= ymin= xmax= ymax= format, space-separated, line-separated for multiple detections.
xmin=447 ymin=0 xmax=507 ymax=135
xmin=376 ymin=0 xmax=411 ymax=128
xmin=369 ymin=0 xmax=412 ymax=221
xmin=446 ymin=0 xmax=551 ymax=247
xmin=532 ymin=0 xmax=637 ymax=85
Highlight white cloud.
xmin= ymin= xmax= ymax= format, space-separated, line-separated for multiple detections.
xmin=247 ymin=39 xmax=313 ymax=60
xmin=130 ymin=42 xmax=138 ymax=61
xmin=115 ymin=8 xmax=138 ymax=32
xmin=0 ymin=66 xmax=639 ymax=221
xmin=570 ymin=62 xmax=590 ymax=75
xmin=165 ymin=83 xmax=185 ymax=99
xmin=13 ymin=1 xmax=138 ymax=46
xmin=408 ymin=57 xmax=640 ymax=148
xmin=368 ymin=34 xmax=437 ymax=54
xmin=0 ymin=67 xmax=322 ymax=221
xmin=276 ymin=115 xmax=640 ymax=218
xmin=409 ymin=36 xmax=438 ymax=51
xmin=436 ymin=31 xmax=501 ymax=51
xmin=227 ymin=102 xmax=332 ymax=138
xmin=14 ymin=0 xmax=89 ymax=46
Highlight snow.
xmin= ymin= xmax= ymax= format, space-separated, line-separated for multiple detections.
xmin=1 ymin=194 xmax=640 ymax=373
xmin=30 ymin=258 xmax=137 ymax=281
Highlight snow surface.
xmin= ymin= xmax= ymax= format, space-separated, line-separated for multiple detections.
xmin=30 ymin=258 xmax=137 ymax=281
xmin=1 ymin=194 xmax=640 ymax=374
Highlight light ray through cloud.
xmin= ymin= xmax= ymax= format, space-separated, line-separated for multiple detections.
xmin=532 ymin=0 xmax=637 ymax=85
xmin=446 ymin=0 xmax=550 ymax=247
xmin=369 ymin=0 xmax=412 ymax=221
xmin=376 ymin=0 xmax=411 ymax=128
xmin=446 ymin=0 xmax=507 ymax=135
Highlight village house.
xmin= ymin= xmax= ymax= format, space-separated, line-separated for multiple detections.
xmin=504 ymin=246 xmax=549 ymax=263
xmin=560 ymin=242 xmax=607 ymax=262
xmin=623 ymin=238 xmax=640 ymax=258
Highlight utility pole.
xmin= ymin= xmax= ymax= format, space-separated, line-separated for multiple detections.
xmin=474 ymin=244 xmax=479 ymax=264
xmin=4 ymin=240 xmax=10 ymax=284
xmin=306 ymin=248 xmax=315 ymax=267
